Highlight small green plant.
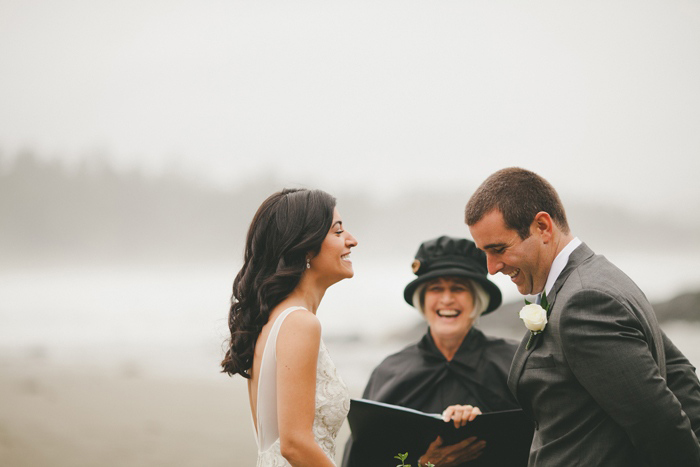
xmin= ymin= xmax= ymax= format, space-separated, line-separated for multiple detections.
xmin=394 ymin=452 xmax=435 ymax=467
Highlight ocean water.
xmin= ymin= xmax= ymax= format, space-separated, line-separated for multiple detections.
xmin=1 ymin=253 xmax=699 ymax=392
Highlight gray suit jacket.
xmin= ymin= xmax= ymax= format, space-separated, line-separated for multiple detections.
xmin=508 ymin=243 xmax=700 ymax=466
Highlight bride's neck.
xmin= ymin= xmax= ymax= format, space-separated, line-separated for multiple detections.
xmin=284 ymin=276 xmax=326 ymax=314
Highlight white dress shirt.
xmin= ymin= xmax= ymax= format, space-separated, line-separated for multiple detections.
xmin=543 ymin=237 xmax=582 ymax=297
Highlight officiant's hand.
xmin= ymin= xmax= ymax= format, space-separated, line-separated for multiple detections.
xmin=418 ymin=435 xmax=486 ymax=466
xmin=442 ymin=404 xmax=481 ymax=428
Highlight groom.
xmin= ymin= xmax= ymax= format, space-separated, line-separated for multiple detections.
xmin=465 ymin=167 xmax=700 ymax=466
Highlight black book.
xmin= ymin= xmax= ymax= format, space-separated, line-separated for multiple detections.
xmin=346 ymin=398 xmax=533 ymax=466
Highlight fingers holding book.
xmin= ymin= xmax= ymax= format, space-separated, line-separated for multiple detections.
xmin=441 ymin=404 xmax=482 ymax=428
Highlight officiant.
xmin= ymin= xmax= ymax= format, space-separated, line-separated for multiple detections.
xmin=342 ymin=235 xmax=520 ymax=467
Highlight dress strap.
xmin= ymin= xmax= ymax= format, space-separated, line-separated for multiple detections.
xmin=255 ymin=306 xmax=308 ymax=452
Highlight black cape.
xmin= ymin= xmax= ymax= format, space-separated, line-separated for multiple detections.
xmin=342 ymin=327 xmax=519 ymax=467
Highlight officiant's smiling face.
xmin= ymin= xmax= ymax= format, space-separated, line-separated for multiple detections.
xmin=422 ymin=276 xmax=476 ymax=341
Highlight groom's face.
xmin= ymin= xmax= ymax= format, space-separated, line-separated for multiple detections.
xmin=469 ymin=209 xmax=549 ymax=295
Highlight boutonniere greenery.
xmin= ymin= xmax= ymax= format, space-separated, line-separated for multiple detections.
xmin=395 ymin=452 xmax=435 ymax=467
xmin=520 ymin=293 xmax=550 ymax=350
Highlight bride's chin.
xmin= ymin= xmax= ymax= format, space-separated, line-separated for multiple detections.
xmin=340 ymin=271 xmax=354 ymax=280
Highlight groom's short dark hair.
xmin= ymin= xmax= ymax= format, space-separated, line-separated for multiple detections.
xmin=465 ymin=167 xmax=570 ymax=239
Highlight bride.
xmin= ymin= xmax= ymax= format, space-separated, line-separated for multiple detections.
xmin=221 ymin=188 xmax=358 ymax=466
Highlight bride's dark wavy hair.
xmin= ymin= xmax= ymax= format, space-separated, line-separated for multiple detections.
xmin=221 ymin=188 xmax=336 ymax=378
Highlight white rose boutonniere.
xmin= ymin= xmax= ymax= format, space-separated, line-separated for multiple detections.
xmin=520 ymin=293 xmax=550 ymax=350
xmin=520 ymin=304 xmax=548 ymax=331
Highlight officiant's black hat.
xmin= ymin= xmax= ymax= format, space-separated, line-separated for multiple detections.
xmin=403 ymin=235 xmax=502 ymax=314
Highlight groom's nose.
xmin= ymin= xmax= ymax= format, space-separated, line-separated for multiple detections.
xmin=485 ymin=254 xmax=503 ymax=275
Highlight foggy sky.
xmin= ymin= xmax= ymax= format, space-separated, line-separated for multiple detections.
xmin=1 ymin=0 xmax=699 ymax=221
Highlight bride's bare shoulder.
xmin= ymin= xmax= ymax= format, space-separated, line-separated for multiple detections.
xmin=277 ymin=306 xmax=320 ymax=336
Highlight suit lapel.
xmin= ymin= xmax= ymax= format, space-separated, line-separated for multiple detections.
xmin=507 ymin=243 xmax=595 ymax=399
xmin=508 ymin=330 xmax=534 ymax=397
xmin=547 ymin=242 xmax=594 ymax=306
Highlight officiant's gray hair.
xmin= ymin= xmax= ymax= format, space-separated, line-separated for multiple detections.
xmin=412 ymin=278 xmax=491 ymax=321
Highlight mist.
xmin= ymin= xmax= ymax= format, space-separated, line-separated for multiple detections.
xmin=2 ymin=1 xmax=700 ymax=465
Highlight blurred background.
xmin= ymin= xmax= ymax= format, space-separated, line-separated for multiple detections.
xmin=1 ymin=1 xmax=699 ymax=466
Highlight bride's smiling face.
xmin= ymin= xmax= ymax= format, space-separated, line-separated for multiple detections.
xmin=309 ymin=208 xmax=358 ymax=283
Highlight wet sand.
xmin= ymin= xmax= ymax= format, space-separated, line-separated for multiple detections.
xmin=3 ymin=320 xmax=697 ymax=467
xmin=0 ymin=354 xmax=351 ymax=466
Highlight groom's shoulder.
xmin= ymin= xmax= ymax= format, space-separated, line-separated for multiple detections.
xmin=561 ymin=251 xmax=651 ymax=311
xmin=564 ymin=245 xmax=634 ymax=288
xmin=571 ymin=253 xmax=638 ymax=291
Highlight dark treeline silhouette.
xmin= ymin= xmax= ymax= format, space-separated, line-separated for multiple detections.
xmin=0 ymin=151 xmax=257 ymax=265
xmin=0 ymin=150 xmax=488 ymax=266
xmin=2 ymin=150 xmax=699 ymax=269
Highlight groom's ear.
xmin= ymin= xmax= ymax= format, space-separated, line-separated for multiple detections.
xmin=532 ymin=211 xmax=554 ymax=243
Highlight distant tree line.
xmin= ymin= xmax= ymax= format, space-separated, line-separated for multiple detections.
xmin=0 ymin=151 xmax=258 ymax=265
xmin=2 ymin=150 xmax=698 ymax=268
xmin=0 ymin=150 xmax=497 ymax=266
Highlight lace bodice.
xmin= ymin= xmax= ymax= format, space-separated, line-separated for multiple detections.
xmin=255 ymin=307 xmax=350 ymax=466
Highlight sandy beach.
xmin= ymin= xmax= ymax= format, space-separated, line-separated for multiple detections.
xmin=1 ymin=353 xmax=352 ymax=467
xmin=2 ymin=320 xmax=698 ymax=467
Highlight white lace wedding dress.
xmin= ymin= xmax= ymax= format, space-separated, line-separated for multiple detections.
xmin=254 ymin=306 xmax=350 ymax=466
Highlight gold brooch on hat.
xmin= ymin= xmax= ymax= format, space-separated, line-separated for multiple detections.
xmin=411 ymin=259 xmax=421 ymax=274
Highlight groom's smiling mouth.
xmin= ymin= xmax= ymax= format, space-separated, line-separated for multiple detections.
xmin=507 ymin=269 xmax=520 ymax=281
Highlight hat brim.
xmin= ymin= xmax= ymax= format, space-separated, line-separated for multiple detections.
xmin=403 ymin=268 xmax=503 ymax=315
